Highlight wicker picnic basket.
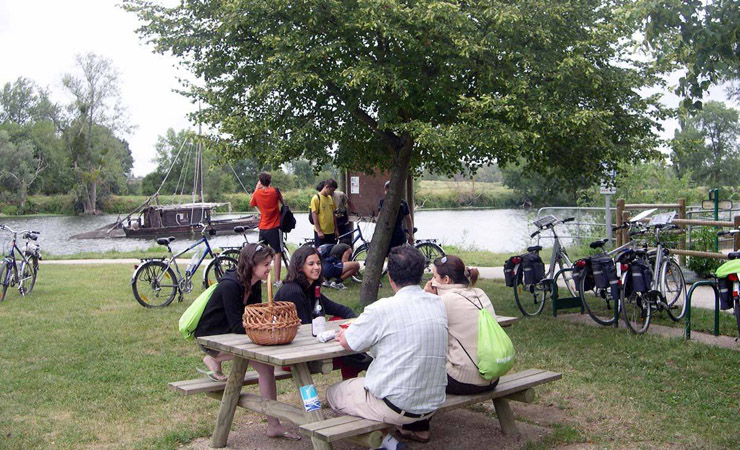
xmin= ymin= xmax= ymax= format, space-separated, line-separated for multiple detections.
xmin=242 ymin=273 xmax=301 ymax=345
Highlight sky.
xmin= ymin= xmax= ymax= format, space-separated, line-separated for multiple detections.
xmin=0 ymin=1 xmax=737 ymax=178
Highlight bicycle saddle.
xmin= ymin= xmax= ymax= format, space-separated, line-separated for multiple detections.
xmin=589 ymin=239 xmax=608 ymax=249
xmin=156 ymin=236 xmax=176 ymax=246
xmin=729 ymin=252 xmax=740 ymax=260
xmin=23 ymin=232 xmax=38 ymax=241
xmin=527 ymin=245 xmax=542 ymax=252
xmin=233 ymin=226 xmax=246 ymax=233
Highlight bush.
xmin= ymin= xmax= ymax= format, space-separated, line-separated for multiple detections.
xmin=687 ymin=227 xmax=723 ymax=277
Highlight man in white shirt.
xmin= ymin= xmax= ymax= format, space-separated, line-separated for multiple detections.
xmin=329 ymin=246 xmax=447 ymax=447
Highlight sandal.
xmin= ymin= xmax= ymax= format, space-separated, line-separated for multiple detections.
xmin=396 ymin=428 xmax=430 ymax=444
xmin=196 ymin=367 xmax=227 ymax=382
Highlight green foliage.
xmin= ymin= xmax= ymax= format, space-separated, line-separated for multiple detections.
xmin=671 ymin=101 xmax=740 ymax=187
xmin=638 ymin=0 xmax=740 ymax=103
xmin=687 ymin=226 xmax=723 ymax=277
xmin=126 ymin=0 xmax=664 ymax=183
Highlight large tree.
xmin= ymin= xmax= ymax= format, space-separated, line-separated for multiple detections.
xmin=0 ymin=130 xmax=45 ymax=211
xmin=62 ymin=53 xmax=130 ymax=214
xmin=672 ymin=101 xmax=740 ymax=186
xmin=128 ymin=0 xmax=663 ymax=304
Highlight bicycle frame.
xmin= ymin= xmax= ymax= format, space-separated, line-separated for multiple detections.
xmin=166 ymin=236 xmax=215 ymax=280
xmin=1 ymin=229 xmax=35 ymax=293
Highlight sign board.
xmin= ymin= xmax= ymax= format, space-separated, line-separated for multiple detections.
xmin=701 ymin=200 xmax=733 ymax=210
xmin=599 ymin=184 xmax=616 ymax=195
xmin=346 ymin=172 xmax=390 ymax=217
xmin=599 ymin=163 xmax=616 ymax=195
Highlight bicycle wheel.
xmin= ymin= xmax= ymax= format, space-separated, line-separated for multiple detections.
xmin=132 ymin=261 xmax=178 ymax=308
xmin=281 ymin=245 xmax=291 ymax=268
xmin=204 ymin=255 xmax=238 ymax=288
xmin=415 ymin=242 xmax=445 ymax=281
xmin=19 ymin=257 xmax=38 ymax=295
xmin=0 ymin=260 xmax=9 ymax=302
xmin=350 ymin=244 xmax=369 ymax=283
xmin=221 ymin=249 xmax=241 ymax=260
xmin=513 ymin=280 xmax=549 ymax=317
xmin=557 ymin=255 xmax=577 ymax=297
xmin=579 ymin=269 xmax=616 ymax=326
xmin=662 ymin=259 xmax=687 ymax=321
xmin=621 ymin=283 xmax=651 ymax=334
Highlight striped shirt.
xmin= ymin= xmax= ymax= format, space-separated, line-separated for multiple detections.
xmin=344 ymin=285 xmax=448 ymax=414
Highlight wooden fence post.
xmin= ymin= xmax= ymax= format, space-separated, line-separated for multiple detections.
xmin=678 ymin=198 xmax=686 ymax=266
xmin=616 ymin=199 xmax=625 ymax=247
xmin=622 ymin=210 xmax=631 ymax=246
xmin=734 ymin=215 xmax=740 ymax=251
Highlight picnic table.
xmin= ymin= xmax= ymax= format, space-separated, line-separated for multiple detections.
xmin=192 ymin=315 xmax=520 ymax=449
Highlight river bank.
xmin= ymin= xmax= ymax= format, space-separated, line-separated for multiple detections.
xmin=0 ymin=181 xmax=521 ymax=215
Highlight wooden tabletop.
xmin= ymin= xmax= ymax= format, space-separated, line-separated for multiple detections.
xmin=197 ymin=315 xmax=518 ymax=367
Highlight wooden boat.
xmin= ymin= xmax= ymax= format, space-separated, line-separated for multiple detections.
xmin=121 ymin=202 xmax=259 ymax=238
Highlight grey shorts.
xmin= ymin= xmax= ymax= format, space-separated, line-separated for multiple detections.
xmin=199 ymin=343 xmax=219 ymax=358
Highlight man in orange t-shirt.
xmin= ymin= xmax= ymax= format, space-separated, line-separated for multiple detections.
xmin=250 ymin=172 xmax=285 ymax=285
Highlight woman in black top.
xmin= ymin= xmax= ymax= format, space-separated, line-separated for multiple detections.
xmin=193 ymin=243 xmax=300 ymax=441
xmin=275 ymin=245 xmax=361 ymax=379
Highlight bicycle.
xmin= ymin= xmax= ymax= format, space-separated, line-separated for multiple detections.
xmin=348 ymin=219 xmax=445 ymax=283
xmin=511 ymin=215 xmax=576 ymax=317
xmin=220 ymin=225 xmax=292 ymax=269
xmin=0 ymin=224 xmax=41 ymax=302
xmin=618 ymin=212 xmax=687 ymax=334
xmin=131 ymin=223 xmax=238 ymax=308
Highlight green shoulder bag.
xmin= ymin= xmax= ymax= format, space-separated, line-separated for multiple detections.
xmin=179 ymin=284 xmax=217 ymax=340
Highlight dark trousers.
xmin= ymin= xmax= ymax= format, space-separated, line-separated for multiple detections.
xmin=314 ymin=232 xmax=337 ymax=247
xmin=401 ymin=376 xmax=499 ymax=432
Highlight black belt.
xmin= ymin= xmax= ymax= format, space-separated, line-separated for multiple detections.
xmin=382 ymin=398 xmax=431 ymax=419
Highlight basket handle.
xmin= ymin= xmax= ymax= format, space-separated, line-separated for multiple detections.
xmin=267 ymin=271 xmax=273 ymax=307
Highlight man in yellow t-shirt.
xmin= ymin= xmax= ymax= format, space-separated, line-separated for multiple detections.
xmin=311 ymin=179 xmax=338 ymax=247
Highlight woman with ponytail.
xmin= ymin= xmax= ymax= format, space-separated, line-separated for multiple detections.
xmin=193 ymin=243 xmax=300 ymax=441
xmin=398 ymin=255 xmax=498 ymax=444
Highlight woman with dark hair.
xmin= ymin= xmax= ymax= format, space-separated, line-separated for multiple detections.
xmin=398 ymin=254 xmax=498 ymax=444
xmin=274 ymin=245 xmax=361 ymax=378
xmin=193 ymin=243 xmax=300 ymax=441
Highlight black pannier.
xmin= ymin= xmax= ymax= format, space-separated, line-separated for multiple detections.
xmin=504 ymin=255 xmax=522 ymax=287
xmin=717 ymin=277 xmax=733 ymax=310
xmin=521 ymin=253 xmax=546 ymax=285
xmin=630 ymin=259 xmax=653 ymax=293
xmin=572 ymin=259 xmax=594 ymax=291
xmin=591 ymin=256 xmax=617 ymax=290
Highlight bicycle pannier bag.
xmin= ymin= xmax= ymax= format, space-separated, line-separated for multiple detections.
xmin=572 ymin=259 xmax=594 ymax=291
xmin=591 ymin=256 xmax=617 ymax=289
xmin=503 ymin=256 xmax=521 ymax=287
xmin=521 ymin=253 xmax=545 ymax=285
xmin=630 ymin=259 xmax=652 ymax=293
xmin=280 ymin=205 xmax=296 ymax=233
xmin=179 ymin=284 xmax=217 ymax=340
xmin=717 ymin=277 xmax=733 ymax=310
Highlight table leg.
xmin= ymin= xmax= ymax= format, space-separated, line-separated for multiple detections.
xmin=291 ymin=362 xmax=333 ymax=450
xmin=211 ymin=357 xmax=249 ymax=448
xmin=492 ymin=398 xmax=520 ymax=436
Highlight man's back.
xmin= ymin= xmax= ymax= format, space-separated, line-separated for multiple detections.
xmin=250 ymin=187 xmax=281 ymax=229
xmin=344 ymin=285 xmax=448 ymax=413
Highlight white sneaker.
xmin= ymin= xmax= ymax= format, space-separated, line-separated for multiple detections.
xmin=273 ymin=280 xmax=283 ymax=288
xmin=333 ymin=282 xmax=347 ymax=290
xmin=322 ymin=280 xmax=332 ymax=288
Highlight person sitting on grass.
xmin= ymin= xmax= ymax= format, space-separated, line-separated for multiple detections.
xmin=397 ymin=254 xmax=498 ymax=444
xmin=319 ymin=243 xmax=360 ymax=290
xmin=193 ymin=243 xmax=300 ymax=441
xmin=274 ymin=245 xmax=363 ymax=379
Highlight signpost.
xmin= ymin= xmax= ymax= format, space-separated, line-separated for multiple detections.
xmin=600 ymin=166 xmax=617 ymax=245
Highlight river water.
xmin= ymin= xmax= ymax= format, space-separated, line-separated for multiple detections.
xmin=0 ymin=209 xmax=550 ymax=256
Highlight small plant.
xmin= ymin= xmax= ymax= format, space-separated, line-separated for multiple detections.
xmin=687 ymin=227 xmax=722 ymax=277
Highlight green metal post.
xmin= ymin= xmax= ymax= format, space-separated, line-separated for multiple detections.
xmin=713 ymin=188 xmax=719 ymax=252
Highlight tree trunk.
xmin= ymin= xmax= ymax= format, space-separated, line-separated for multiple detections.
xmin=19 ymin=181 xmax=28 ymax=212
xmin=359 ymin=137 xmax=414 ymax=306
xmin=87 ymin=181 xmax=97 ymax=215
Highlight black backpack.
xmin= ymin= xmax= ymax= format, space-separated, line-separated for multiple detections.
xmin=280 ymin=205 xmax=296 ymax=233
xmin=308 ymin=194 xmax=320 ymax=225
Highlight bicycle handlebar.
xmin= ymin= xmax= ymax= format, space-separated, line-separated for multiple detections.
xmin=562 ymin=217 xmax=575 ymax=223
xmin=0 ymin=225 xmax=38 ymax=236
xmin=531 ymin=230 xmax=541 ymax=238
xmin=718 ymin=229 xmax=740 ymax=237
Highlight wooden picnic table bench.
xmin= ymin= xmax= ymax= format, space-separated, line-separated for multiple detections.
xmin=176 ymin=316 xmax=555 ymax=449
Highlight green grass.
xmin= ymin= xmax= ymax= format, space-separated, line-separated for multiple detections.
xmin=1 ymin=265 xmax=738 ymax=449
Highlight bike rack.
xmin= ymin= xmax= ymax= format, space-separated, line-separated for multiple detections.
xmin=551 ymin=267 xmax=584 ymax=317
xmin=685 ymin=280 xmax=721 ymax=340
